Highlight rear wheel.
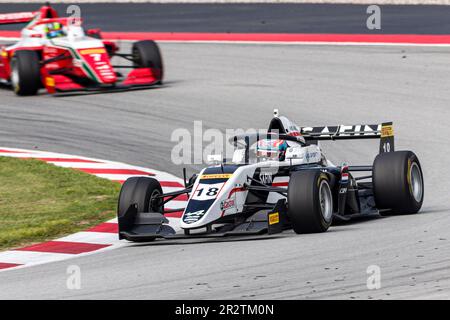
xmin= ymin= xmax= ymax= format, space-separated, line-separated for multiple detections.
xmin=132 ymin=40 xmax=163 ymax=82
xmin=11 ymin=50 xmax=41 ymax=96
xmin=117 ymin=176 xmax=164 ymax=218
xmin=288 ymin=170 xmax=333 ymax=234
xmin=373 ymin=151 xmax=424 ymax=215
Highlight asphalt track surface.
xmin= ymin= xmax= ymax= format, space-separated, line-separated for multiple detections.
xmin=0 ymin=42 xmax=450 ymax=299
xmin=2 ymin=3 xmax=450 ymax=34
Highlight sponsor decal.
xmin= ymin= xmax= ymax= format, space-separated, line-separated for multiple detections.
xmin=45 ymin=47 xmax=59 ymax=54
xmin=259 ymin=172 xmax=273 ymax=184
xmin=381 ymin=125 xmax=394 ymax=138
xmin=302 ymin=124 xmax=380 ymax=137
xmin=318 ymin=173 xmax=329 ymax=186
xmin=73 ymin=59 xmax=82 ymax=68
xmin=79 ymin=48 xmax=106 ymax=55
xmin=407 ymin=159 xmax=412 ymax=187
xmin=45 ymin=77 xmax=55 ymax=87
xmin=200 ymin=173 xmax=232 ymax=180
xmin=305 ymin=151 xmax=319 ymax=162
xmin=183 ymin=210 xmax=206 ymax=224
xmin=268 ymin=212 xmax=279 ymax=225
xmin=220 ymin=198 xmax=235 ymax=211
xmin=77 ymin=47 xmax=115 ymax=82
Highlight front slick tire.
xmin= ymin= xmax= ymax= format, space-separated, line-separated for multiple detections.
xmin=11 ymin=50 xmax=41 ymax=96
xmin=373 ymin=151 xmax=424 ymax=215
xmin=117 ymin=176 xmax=164 ymax=218
xmin=288 ymin=170 xmax=333 ymax=234
xmin=132 ymin=40 xmax=163 ymax=83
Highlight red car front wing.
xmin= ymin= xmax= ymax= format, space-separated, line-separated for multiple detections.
xmin=42 ymin=67 xmax=162 ymax=94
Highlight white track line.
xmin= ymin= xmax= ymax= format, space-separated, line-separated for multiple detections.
xmin=0 ymin=1 xmax=449 ymax=4
xmin=0 ymin=251 xmax=74 ymax=265
xmin=3 ymin=36 xmax=450 ymax=47
xmin=57 ymin=232 xmax=123 ymax=245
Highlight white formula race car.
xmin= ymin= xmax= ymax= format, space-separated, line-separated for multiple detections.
xmin=117 ymin=110 xmax=424 ymax=241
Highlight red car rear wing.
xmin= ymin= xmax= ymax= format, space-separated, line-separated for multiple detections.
xmin=0 ymin=11 xmax=36 ymax=25
xmin=0 ymin=5 xmax=59 ymax=25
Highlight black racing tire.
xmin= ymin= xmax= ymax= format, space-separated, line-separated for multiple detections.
xmin=288 ymin=170 xmax=333 ymax=234
xmin=132 ymin=40 xmax=163 ymax=82
xmin=373 ymin=151 xmax=424 ymax=215
xmin=117 ymin=176 xmax=164 ymax=218
xmin=10 ymin=50 xmax=41 ymax=96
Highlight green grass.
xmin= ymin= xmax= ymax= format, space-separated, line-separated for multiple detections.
xmin=0 ymin=156 xmax=121 ymax=251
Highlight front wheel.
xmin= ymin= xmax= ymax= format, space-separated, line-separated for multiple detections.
xmin=132 ymin=40 xmax=163 ymax=83
xmin=288 ymin=170 xmax=333 ymax=234
xmin=373 ymin=151 xmax=424 ymax=215
xmin=117 ymin=176 xmax=164 ymax=218
xmin=10 ymin=50 xmax=41 ymax=96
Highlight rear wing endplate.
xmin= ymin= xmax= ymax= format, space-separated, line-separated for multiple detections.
xmin=301 ymin=122 xmax=394 ymax=154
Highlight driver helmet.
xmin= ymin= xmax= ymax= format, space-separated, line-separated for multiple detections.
xmin=256 ymin=139 xmax=288 ymax=161
xmin=45 ymin=22 xmax=65 ymax=39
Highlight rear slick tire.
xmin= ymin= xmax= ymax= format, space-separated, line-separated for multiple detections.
xmin=373 ymin=151 xmax=424 ymax=215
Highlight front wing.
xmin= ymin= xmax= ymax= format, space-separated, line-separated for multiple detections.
xmin=118 ymin=200 xmax=288 ymax=242
xmin=43 ymin=67 xmax=161 ymax=94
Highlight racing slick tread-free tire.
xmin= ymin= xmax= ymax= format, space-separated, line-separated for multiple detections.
xmin=11 ymin=50 xmax=41 ymax=96
xmin=373 ymin=151 xmax=424 ymax=215
xmin=117 ymin=176 xmax=164 ymax=218
xmin=288 ymin=170 xmax=333 ymax=234
xmin=132 ymin=40 xmax=163 ymax=82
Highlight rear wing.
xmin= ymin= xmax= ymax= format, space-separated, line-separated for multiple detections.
xmin=301 ymin=122 xmax=394 ymax=154
xmin=0 ymin=11 xmax=36 ymax=25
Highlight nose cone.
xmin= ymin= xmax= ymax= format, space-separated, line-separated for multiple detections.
xmin=78 ymin=47 xmax=116 ymax=84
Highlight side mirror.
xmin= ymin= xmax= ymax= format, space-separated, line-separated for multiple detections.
xmin=206 ymin=154 xmax=222 ymax=164
xmin=232 ymin=149 xmax=246 ymax=163
xmin=86 ymin=28 xmax=102 ymax=39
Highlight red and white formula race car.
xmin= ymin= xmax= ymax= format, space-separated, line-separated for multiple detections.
xmin=0 ymin=4 xmax=163 ymax=96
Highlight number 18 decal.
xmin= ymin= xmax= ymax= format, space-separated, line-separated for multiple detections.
xmin=192 ymin=183 xmax=224 ymax=201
